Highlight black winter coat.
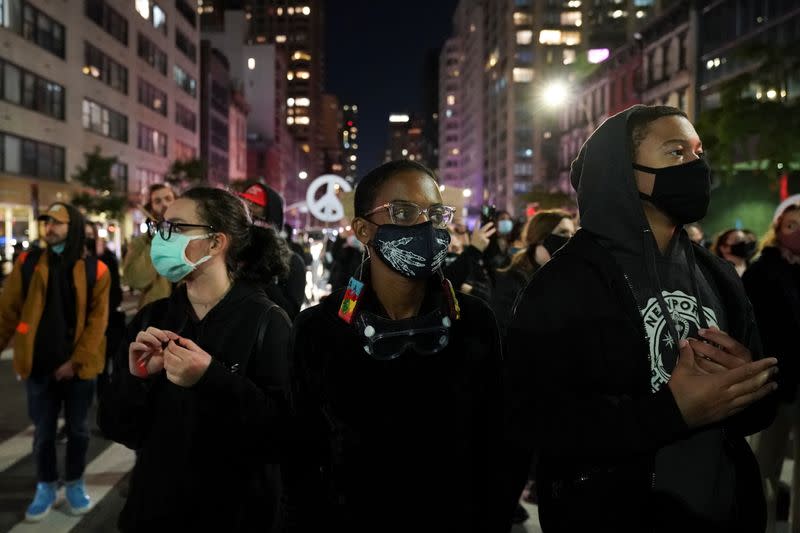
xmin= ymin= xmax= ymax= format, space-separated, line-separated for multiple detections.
xmin=98 ymin=282 xmax=292 ymax=532
xmin=743 ymin=247 xmax=800 ymax=402
xmin=286 ymin=282 xmax=504 ymax=532
xmin=505 ymin=229 xmax=775 ymax=532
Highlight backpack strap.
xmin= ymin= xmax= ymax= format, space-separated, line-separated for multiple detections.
xmin=20 ymin=248 xmax=44 ymax=299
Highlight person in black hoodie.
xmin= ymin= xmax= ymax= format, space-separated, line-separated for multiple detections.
xmin=98 ymin=187 xmax=292 ymax=532
xmin=287 ymin=160 xmax=503 ymax=532
xmin=504 ymin=105 xmax=779 ymax=532
xmin=743 ymin=203 xmax=800 ymax=532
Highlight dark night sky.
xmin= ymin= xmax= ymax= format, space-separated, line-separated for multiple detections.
xmin=324 ymin=0 xmax=458 ymax=176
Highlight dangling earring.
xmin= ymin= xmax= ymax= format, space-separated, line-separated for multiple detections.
xmin=338 ymin=247 xmax=369 ymax=324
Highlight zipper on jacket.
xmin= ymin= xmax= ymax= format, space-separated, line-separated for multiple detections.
xmin=622 ymin=272 xmax=658 ymax=491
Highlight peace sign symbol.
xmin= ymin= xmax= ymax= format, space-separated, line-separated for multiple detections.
xmin=306 ymin=174 xmax=353 ymax=222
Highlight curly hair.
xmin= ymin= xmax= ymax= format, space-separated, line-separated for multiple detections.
xmin=181 ymin=187 xmax=289 ymax=283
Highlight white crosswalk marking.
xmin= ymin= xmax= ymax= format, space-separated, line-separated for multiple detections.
xmin=7 ymin=443 xmax=135 ymax=533
xmin=0 ymin=426 xmax=34 ymax=473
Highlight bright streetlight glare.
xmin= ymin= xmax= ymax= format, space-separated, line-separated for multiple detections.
xmin=542 ymin=81 xmax=569 ymax=108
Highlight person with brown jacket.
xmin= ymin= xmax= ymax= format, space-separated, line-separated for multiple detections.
xmin=122 ymin=183 xmax=175 ymax=309
xmin=0 ymin=203 xmax=110 ymax=522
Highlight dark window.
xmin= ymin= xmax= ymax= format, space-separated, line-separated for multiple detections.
xmin=137 ymin=33 xmax=167 ymax=75
xmin=211 ymin=117 xmax=229 ymax=151
xmin=138 ymin=78 xmax=168 ymax=116
xmin=82 ymin=99 xmax=128 ymax=142
xmin=84 ymin=42 xmax=128 ymax=94
xmin=175 ymin=102 xmax=196 ymax=132
xmin=0 ymin=58 xmax=64 ymax=119
xmin=210 ymin=80 xmax=228 ymax=113
xmin=85 ymin=0 xmax=128 ymax=46
xmin=111 ymin=161 xmax=128 ymax=191
xmin=0 ymin=130 xmax=64 ymax=181
xmin=137 ymin=123 xmax=167 ymax=156
xmin=17 ymin=2 xmax=65 ymax=58
xmin=173 ymin=65 xmax=197 ymax=97
xmin=175 ymin=0 xmax=197 ymax=28
xmin=176 ymin=30 xmax=197 ymax=63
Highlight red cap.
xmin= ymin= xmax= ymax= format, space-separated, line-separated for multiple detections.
xmin=238 ymin=184 xmax=268 ymax=207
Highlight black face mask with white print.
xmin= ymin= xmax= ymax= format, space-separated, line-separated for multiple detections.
xmin=371 ymin=221 xmax=451 ymax=279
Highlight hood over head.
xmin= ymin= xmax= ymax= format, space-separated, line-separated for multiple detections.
xmin=570 ymin=105 xmax=652 ymax=256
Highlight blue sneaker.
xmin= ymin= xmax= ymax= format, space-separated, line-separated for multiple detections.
xmin=25 ymin=481 xmax=58 ymax=522
xmin=65 ymin=479 xmax=91 ymax=515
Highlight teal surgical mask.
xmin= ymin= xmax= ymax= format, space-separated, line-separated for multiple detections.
xmin=150 ymin=232 xmax=213 ymax=283
xmin=497 ymin=219 xmax=514 ymax=235
xmin=50 ymin=242 xmax=66 ymax=254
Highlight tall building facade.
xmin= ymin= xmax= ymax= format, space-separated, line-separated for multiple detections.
xmin=319 ymin=92 xmax=343 ymax=175
xmin=341 ymin=104 xmax=358 ymax=182
xmin=0 ymin=0 xmax=200 ymax=253
xmin=246 ymin=0 xmax=325 ymax=182
xmin=385 ymin=114 xmax=436 ymax=171
xmin=228 ymin=85 xmax=249 ymax=183
xmin=199 ymin=40 xmax=231 ymax=186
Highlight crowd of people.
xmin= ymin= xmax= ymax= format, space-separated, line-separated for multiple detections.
xmin=0 ymin=103 xmax=799 ymax=532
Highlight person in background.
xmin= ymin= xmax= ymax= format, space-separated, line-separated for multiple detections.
xmin=484 ymin=210 xmax=514 ymax=271
xmin=284 ymin=223 xmax=312 ymax=266
xmin=443 ymin=220 xmax=495 ymax=302
xmin=505 ymin=105 xmax=778 ymax=532
xmin=712 ymin=228 xmax=754 ymax=277
xmin=508 ymin=218 xmax=528 ymax=256
xmin=85 ymin=222 xmax=125 ymax=396
xmin=743 ymin=203 xmax=800 ymax=533
xmin=287 ymin=160 xmax=503 ymax=532
xmin=328 ymin=227 xmax=366 ymax=292
xmin=0 ymin=203 xmax=110 ymax=521
xmin=685 ymin=223 xmax=706 ymax=247
xmin=237 ymin=181 xmax=305 ymax=318
xmin=123 ymin=184 xmax=176 ymax=309
xmin=491 ymin=210 xmax=575 ymax=338
xmin=98 ymin=188 xmax=292 ymax=532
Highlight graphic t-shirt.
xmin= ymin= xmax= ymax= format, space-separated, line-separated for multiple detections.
xmin=617 ymin=239 xmax=737 ymax=527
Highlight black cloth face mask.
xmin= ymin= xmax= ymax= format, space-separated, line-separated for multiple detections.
xmin=371 ymin=221 xmax=451 ymax=279
xmin=633 ymin=158 xmax=712 ymax=225
xmin=542 ymin=234 xmax=570 ymax=257
xmin=730 ymin=241 xmax=757 ymax=260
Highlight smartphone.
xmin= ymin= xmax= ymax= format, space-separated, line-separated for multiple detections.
xmin=480 ymin=204 xmax=497 ymax=227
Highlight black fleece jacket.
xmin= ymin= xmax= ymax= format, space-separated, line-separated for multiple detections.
xmin=98 ymin=282 xmax=291 ymax=532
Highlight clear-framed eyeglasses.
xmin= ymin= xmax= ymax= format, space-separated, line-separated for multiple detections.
xmin=364 ymin=201 xmax=456 ymax=229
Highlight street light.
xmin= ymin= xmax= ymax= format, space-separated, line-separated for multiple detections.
xmin=463 ymin=188 xmax=472 ymax=198
xmin=542 ymin=80 xmax=569 ymax=108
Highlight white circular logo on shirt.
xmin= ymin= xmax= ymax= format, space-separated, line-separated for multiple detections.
xmin=641 ymin=290 xmax=719 ymax=392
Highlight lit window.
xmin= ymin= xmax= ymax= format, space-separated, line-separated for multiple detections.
xmin=610 ymin=10 xmax=625 ymax=19
xmin=447 ymin=94 xmax=456 ymax=106
xmin=588 ymin=48 xmax=610 ymax=63
xmin=275 ymin=35 xmax=287 ymax=43
xmin=539 ymin=29 xmax=581 ymax=46
xmin=353 ymin=143 xmax=358 ymax=149
xmin=636 ymin=10 xmax=645 ymax=18
xmin=350 ymin=155 xmax=357 ymax=161
xmin=287 ymin=117 xmax=295 ymax=125
xmin=567 ymin=0 xmax=581 ymax=6
xmin=516 ymin=30 xmax=533 ymax=45
xmin=451 ymin=148 xmax=459 ymax=155
xmin=560 ymin=11 xmax=582 ymax=26
xmin=446 ymin=109 xmax=453 ymax=118
xmin=276 ymin=7 xmax=283 ymax=15
xmin=287 ymin=7 xmax=294 ymax=15
xmin=513 ymin=67 xmax=534 ymax=82
xmin=563 ymin=49 xmax=577 ymax=65
xmin=513 ymin=12 xmax=532 ymax=25
xmin=302 ymin=6 xmax=311 ymax=15
xmin=295 ymin=97 xmax=310 ymax=106
xmin=344 ymin=105 xmax=350 ymax=111
xmin=402 ymin=149 xmax=408 ymax=156
xmin=352 ymin=105 xmax=358 ymax=111
xmin=296 ymin=71 xmax=310 ymax=79
xmin=302 ymin=144 xmax=310 ymax=153
xmin=295 ymin=116 xmax=310 ymax=125
xmin=248 ymin=58 xmax=256 ymax=70
xmin=287 ymin=98 xmax=295 ymax=106
xmin=287 ymin=71 xmax=294 ymax=80
xmin=136 ymin=0 xmax=150 ymax=19
xmin=293 ymin=51 xmax=312 ymax=61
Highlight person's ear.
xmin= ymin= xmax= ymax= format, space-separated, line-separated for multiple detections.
xmin=352 ymin=217 xmax=375 ymax=246
xmin=208 ymin=232 xmax=228 ymax=256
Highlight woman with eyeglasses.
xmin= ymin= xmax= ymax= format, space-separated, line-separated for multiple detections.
xmin=286 ymin=161 xmax=503 ymax=532
xmin=98 ymin=188 xmax=291 ymax=532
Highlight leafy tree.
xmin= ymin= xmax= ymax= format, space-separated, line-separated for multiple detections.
xmin=71 ymin=147 xmax=127 ymax=219
xmin=165 ymin=158 xmax=206 ymax=192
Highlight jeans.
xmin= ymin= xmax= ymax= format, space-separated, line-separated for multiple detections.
xmin=25 ymin=375 xmax=95 ymax=483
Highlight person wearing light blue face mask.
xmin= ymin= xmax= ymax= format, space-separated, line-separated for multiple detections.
xmin=98 ymin=187 xmax=291 ymax=532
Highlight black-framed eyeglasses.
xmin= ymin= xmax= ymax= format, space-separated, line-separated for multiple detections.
xmin=364 ymin=201 xmax=456 ymax=229
xmin=147 ymin=220 xmax=214 ymax=241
